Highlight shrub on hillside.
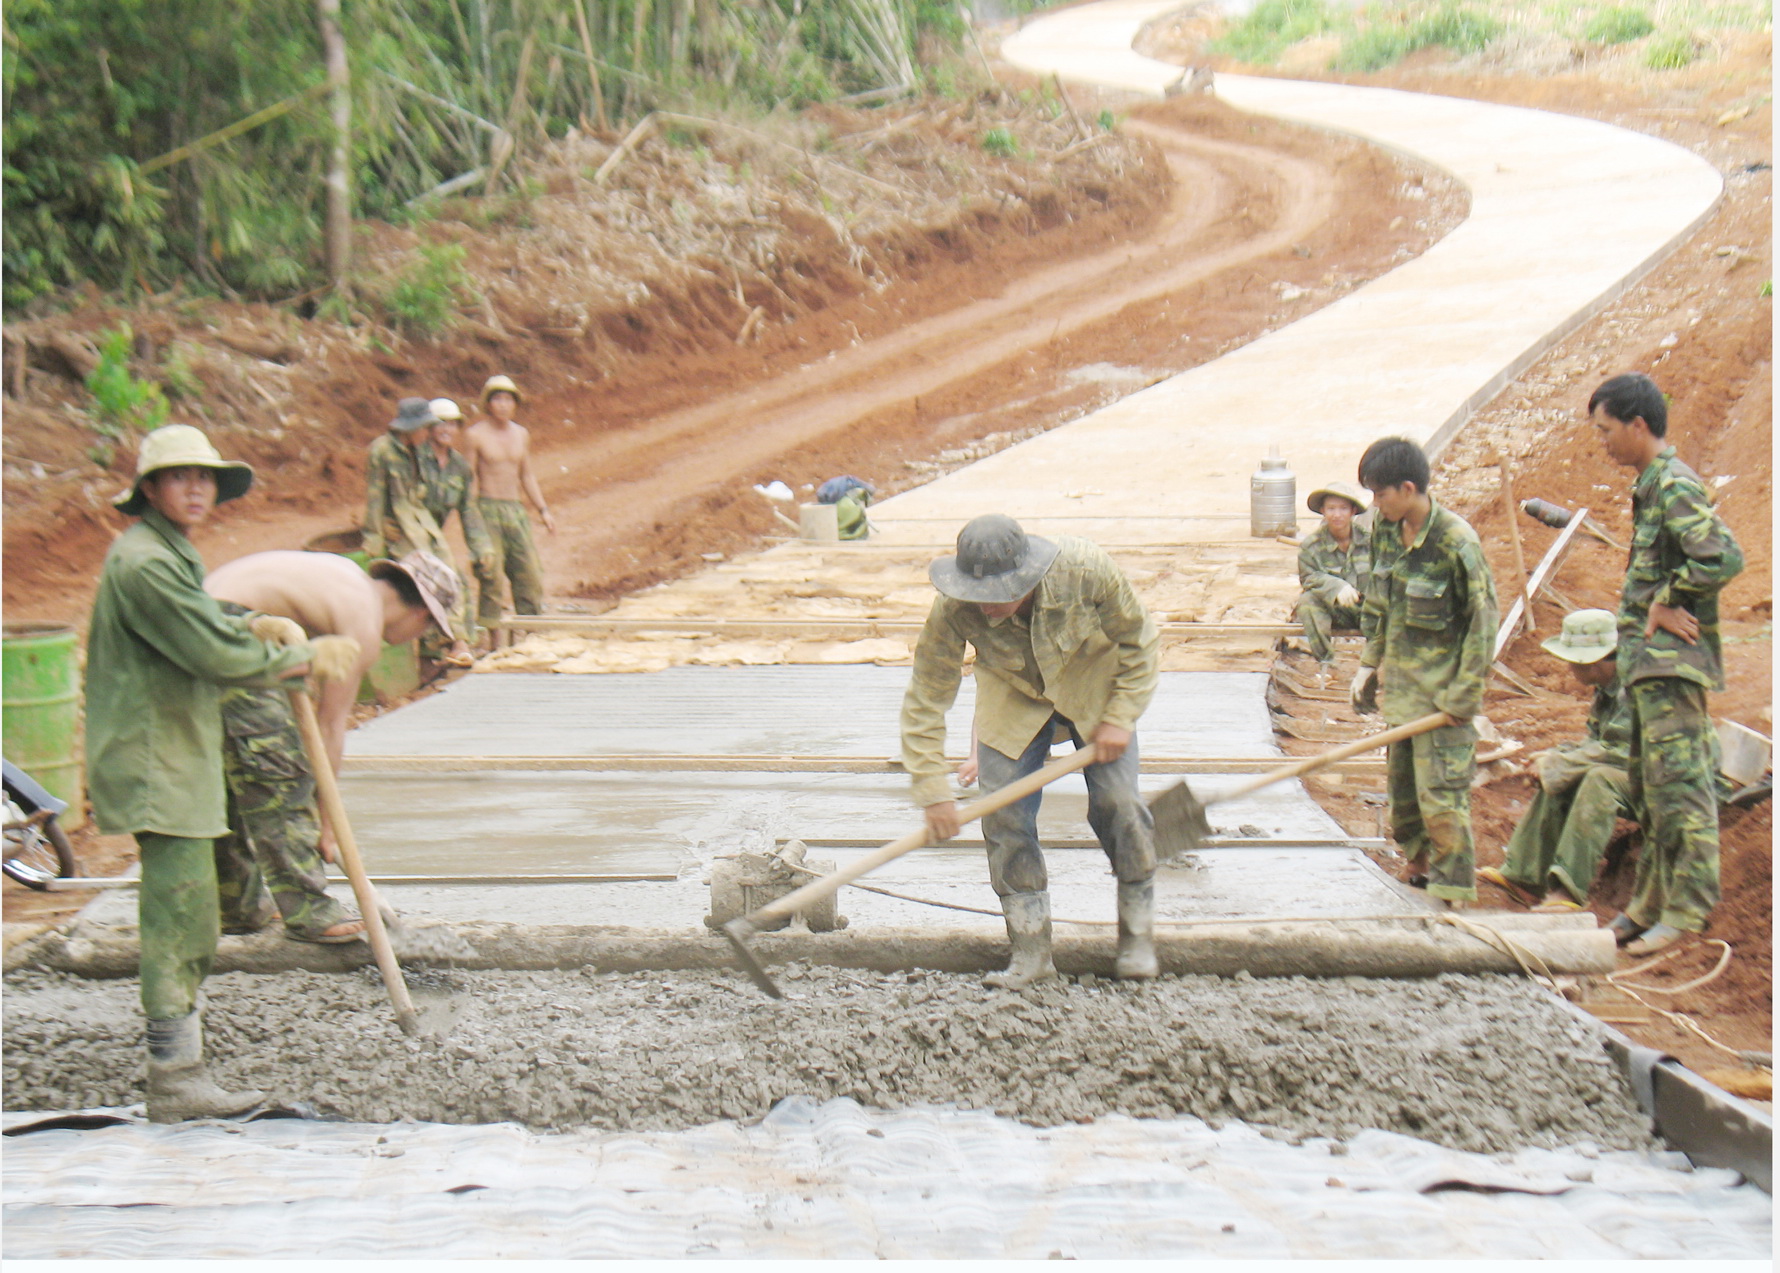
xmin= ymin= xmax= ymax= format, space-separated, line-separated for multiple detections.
xmin=1584 ymin=8 xmax=1656 ymax=44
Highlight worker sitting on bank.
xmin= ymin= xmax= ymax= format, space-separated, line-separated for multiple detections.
xmin=901 ymin=514 xmax=1160 ymax=988
xmin=204 ymin=549 xmax=462 ymax=944
xmin=1479 ymin=610 xmax=1633 ymax=913
xmin=1295 ymin=479 xmax=1373 ymax=670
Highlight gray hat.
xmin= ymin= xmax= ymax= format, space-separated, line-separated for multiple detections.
xmin=928 ymin=514 xmax=1060 ymax=604
xmin=389 ymin=397 xmax=438 ymax=434
xmin=1541 ymin=609 xmax=1618 ymax=664
xmin=369 ymin=550 xmax=462 ymax=636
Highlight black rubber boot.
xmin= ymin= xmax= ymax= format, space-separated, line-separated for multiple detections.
xmin=145 ymin=1011 xmax=265 ymax=1124
xmin=983 ymin=891 xmax=1058 ymax=989
xmin=1114 ymin=880 xmax=1159 ymax=980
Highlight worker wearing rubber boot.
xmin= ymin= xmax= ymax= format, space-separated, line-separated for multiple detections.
xmin=85 ymin=426 xmax=360 ymax=1123
xmin=901 ymin=514 xmax=1160 ymax=987
xmin=1590 ymin=373 xmax=1743 ymax=956
xmin=1480 ymin=610 xmax=1634 ymax=912
xmin=1295 ymin=480 xmax=1372 ymax=670
xmin=204 ymin=549 xmax=461 ymax=944
xmin=1352 ymin=437 xmax=1497 ymax=907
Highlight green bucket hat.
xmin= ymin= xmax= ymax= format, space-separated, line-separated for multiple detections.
xmin=112 ymin=424 xmax=254 ymax=516
xmin=1541 ymin=609 xmax=1618 ymax=664
xmin=1306 ymin=480 xmax=1370 ymax=515
xmin=929 ymin=514 xmax=1059 ymax=605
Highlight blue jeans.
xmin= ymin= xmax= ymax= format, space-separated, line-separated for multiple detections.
xmin=977 ymin=713 xmax=1156 ymax=897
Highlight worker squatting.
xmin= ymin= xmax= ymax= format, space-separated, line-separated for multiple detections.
xmin=84 ymin=371 xmax=1739 ymax=1121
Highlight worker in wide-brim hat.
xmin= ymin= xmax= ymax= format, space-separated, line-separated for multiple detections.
xmin=87 ymin=424 xmax=360 ymax=1122
xmin=478 ymin=374 xmax=524 ymax=409
xmin=902 ymin=513 xmax=1161 ymax=989
xmin=1480 ymin=609 xmax=1634 ymax=918
xmin=465 ymin=371 xmax=553 ymax=628
xmin=1295 ymin=478 xmax=1373 ymax=669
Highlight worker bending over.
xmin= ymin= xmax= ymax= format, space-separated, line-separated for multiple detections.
xmin=204 ymin=549 xmax=461 ymax=943
xmin=901 ymin=514 xmax=1160 ymax=987
xmin=85 ymin=426 xmax=357 ymax=1122
xmin=1295 ymin=479 xmax=1373 ymax=670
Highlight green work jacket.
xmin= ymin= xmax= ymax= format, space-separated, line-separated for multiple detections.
xmin=1587 ymin=678 xmax=1633 ymax=764
xmin=363 ymin=431 xmax=446 ymax=560
xmin=901 ymin=536 xmax=1159 ymax=807
xmin=84 ymin=508 xmax=311 ymax=838
xmin=420 ymin=445 xmax=494 ymax=561
xmin=1298 ymin=518 xmax=1372 ymax=602
xmin=1615 ymin=447 xmax=1743 ymax=691
xmin=1360 ymin=498 xmax=1498 ymax=724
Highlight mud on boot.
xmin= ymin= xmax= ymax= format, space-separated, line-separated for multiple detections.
xmin=983 ymin=891 xmax=1058 ymax=990
xmin=1115 ymin=879 xmax=1159 ymax=980
xmin=145 ymin=1011 xmax=265 ymax=1124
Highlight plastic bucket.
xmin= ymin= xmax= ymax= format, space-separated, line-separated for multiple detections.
xmin=3 ymin=623 xmax=86 ymax=829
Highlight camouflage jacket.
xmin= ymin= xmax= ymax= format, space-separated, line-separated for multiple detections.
xmin=362 ymin=432 xmax=445 ymax=559
xmin=1585 ymin=677 xmax=1633 ymax=764
xmin=1360 ymin=498 xmax=1498 ymax=723
xmin=1298 ymin=518 xmax=1372 ymax=603
xmin=1616 ymin=447 xmax=1743 ymax=690
xmin=420 ymin=445 xmax=493 ymax=561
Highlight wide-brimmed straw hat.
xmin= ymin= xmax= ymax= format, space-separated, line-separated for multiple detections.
xmin=368 ymin=550 xmax=462 ymax=637
xmin=929 ymin=514 xmax=1060 ymax=605
xmin=1541 ymin=609 xmax=1618 ymax=664
xmin=112 ymin=424 xmax=254 ymax=516
xmin=479 ymin=374 xmax=524 ymax=408
xmin=1306 ymin=480 xmax=1371 ymax=515
xmin=388 ymin=397 xmax=438 ymax=434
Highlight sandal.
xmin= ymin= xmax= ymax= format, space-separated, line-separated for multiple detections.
xmin=1532 ymin=891 xmax=1583 ymax=913
xmin=1476 ymin=867 xmax=1541 ymax=908
xmin=286 ymin=918 xmax=367 ymax=945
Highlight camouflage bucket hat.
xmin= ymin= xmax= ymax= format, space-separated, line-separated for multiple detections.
xmin=929 ymin=514 xmax=1060 ymax=605
xmin=389 ymin=397 xmax=438 ymax=434
xmin=368 ymin=550 xmax=462 ymax=636
xmin=113 ymin=424 xmax=254 ymax=515
xmin=1541 ymin=608 xmax=1618 ymax=664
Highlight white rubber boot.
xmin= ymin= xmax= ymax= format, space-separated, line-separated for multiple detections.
xmin=1114 ymin=880 xmax=1159 ymax=980
xmin=145 ymin=1011 xmax=265 ymax=1124
xmin=983 ymin=891 xmax=1058 ymax=989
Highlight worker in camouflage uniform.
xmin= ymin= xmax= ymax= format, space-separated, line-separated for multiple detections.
xmin=422 ymin=397 xmax=500 ymax=649
xmin=1479 ymin=609 xmax=1633 ymax=912
xmin=1295 ymin=479 xmax=1373 ymax=668
xmin=1351 ymin=437 xmax=1498 ymax=905
xmin=85 ymin=425 xmax=357 ymax=1122
xmin=902 ymin=514 xmax=1160 ymax=987
xmin=362 ymin=397 xmax=474 ymax=666
xmin=1589 ymin=373 xmax=1743 ymax=955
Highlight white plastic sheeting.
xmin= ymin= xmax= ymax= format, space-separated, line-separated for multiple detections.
xmin=3 ymin=1099 xmax=1769 ymax=1259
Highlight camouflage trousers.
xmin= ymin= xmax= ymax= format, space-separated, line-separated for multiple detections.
xmin=1500 ymin=760 xmax=1633 ymax=905
xmin=478 ymin=498 xmax=544 ymax=627
xmin=1387 ymin=718 xmax=1477 ymax=901
xmin=1626 ymin=678 xmax=1720 ymax=932
xmin=212 ymin=684 xmax=353 ymax=940
xmin=1295 ymin=593 xmax=1362 ymax=664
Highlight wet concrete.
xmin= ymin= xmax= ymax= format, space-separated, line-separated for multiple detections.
xmin=2 ymin=965 xmax=1653 ymax=1156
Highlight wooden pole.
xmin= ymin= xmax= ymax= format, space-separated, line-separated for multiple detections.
xmin=1495 ymin=450 xmax=1535 ymax=634
xmin=316 ymin=0 xmax=353 ymax=292
xmin=572 ymin=0 xmax=609 ymax=131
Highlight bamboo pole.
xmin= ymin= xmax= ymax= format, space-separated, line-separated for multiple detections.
xmin=1495 ymin=450 xmax=1535 ymax=634
xmin=138 ymin=84 xmax=328 ymax=176
xmin=315 ymin=0 xmax=352 ymax=292
xmin=572 ymin=0 xmax=609 ymax=131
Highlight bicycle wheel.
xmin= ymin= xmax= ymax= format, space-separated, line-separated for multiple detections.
xmin=3 ymin=799 xmax=76 ymax=888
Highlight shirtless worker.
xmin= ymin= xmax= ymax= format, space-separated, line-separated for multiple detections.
xmin=462 ymin=374 xmax=556 ymax=630
xmin=85 ymin=424 xmax=359 ymax=1121
xmin=204 ymin=549 xmax=462 ymax=944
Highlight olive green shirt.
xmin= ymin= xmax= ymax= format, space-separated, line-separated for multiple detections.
xmin=1360 ymin=497 xmax=1498 ymax=724
xmin=1616 ymin=447 xmax=1743 ymax=691
xmin=84 ymin=508 xmax=312 ymax=838
xmin=1298 ymin=517 xmax=1372 ymax=602
xmin=1587 ymin=678 xmax=1633 ymax=764
xmin=901 ymin=536 xmax=1159 ymax=807
xmin=420 ymin=444 xmax=494 ymax=562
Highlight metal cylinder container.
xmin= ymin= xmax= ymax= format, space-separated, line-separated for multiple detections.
xmin=1250 ymin=453 xmax=1297 ymax=538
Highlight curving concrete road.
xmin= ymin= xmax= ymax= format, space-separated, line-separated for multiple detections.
xmin=871 ymin=0 xmax=1722 ymax=544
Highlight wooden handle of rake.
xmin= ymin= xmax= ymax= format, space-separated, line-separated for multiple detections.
xmin=1217 ymin=711 xmax=1456 ymax=804
xmin=737 ymin=744 xmax=1102 ymax=934
xmin=287 ymin=685 xmax=421 ymax=1037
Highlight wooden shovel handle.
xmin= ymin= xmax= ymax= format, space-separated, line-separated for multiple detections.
xmin=286 ymin=687 xmax=419 ymax=1034
xmin=742 ymin=744 xmax=1102 ymax=931
xmin=1217 ymin=711 xmax=1456 ymax=804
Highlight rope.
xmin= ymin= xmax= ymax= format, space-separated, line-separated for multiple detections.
xmin=1610 ymin=939 xmax=1734 ymax=995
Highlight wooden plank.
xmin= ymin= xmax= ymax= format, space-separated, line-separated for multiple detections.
xmin=495 ymin=615 xmax=1299 ymax=641
xmin=1494 ymin=508 xmax=1590 ymax=660
xmin=342 ymin=753 xmax=1387 ymax=776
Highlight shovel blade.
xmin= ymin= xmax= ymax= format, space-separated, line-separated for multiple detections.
xmin=1151 ymin=779 xmax=1213 ymax=860
xmin=722 ymin=918 xmax=784 ymax=999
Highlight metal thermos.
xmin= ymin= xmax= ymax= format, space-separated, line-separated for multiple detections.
xmin=1250 ymin=449 xmax=1296 ymax=537
xmin=1521 ymin=498 xmax=1575 ymax=529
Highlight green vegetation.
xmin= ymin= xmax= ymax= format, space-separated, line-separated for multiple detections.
xmin=1583 ymin=7 xmax=1656 ymax=44
xmin=980 ymin=126 xmax=1019 ymax=157
xmin=4 ymin=1 xmax=978 ymax=312
xmin=1334 ymin=6 xmax=1501 ymax=70
xmin=1642 ymin=31 xmax=1697 ymax=67
xmin=84 ymin=325 xmax=169 ymax=442
xmin=378 ymin=243 xmax=476 ymax=338
xmin=1211 ymin=0 xmax=1336 ymax=65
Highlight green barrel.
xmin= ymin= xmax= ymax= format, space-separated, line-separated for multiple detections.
xmin=3 ymin=623 xmax=86 ymax=829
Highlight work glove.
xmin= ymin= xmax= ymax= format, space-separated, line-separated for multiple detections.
xmin=1334 ymin=584 xmax=1362 ymax=608
xmin=1349 ymin=665 xmax=1379 ymax=716
xmin=249 ymin=614 xmax=307 ymax=646
xmin=308 ymin=635 xmax=363 ymax=686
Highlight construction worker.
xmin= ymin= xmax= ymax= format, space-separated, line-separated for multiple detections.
xmin=204 ymin=549 xmax=463 ymax=944
xmin=85 ymin=425 xmax=358 ymax=1122
xmin=421 ymin=397 xmax=500 ymax=650
xmin=1295 ymin=479 xmax=1373 ymax=669
xmin=901 ymin=514 xmax=1160 ymax=987
xmin=463 ymin=374 xmax=555 ymax=630
xmin=1589 ymin=373 xmax=1743 ymax=955
xmin=362 ymin=397 xmax=473 ymax=667
xmin=1479 ymin=610 xmax=1633 ymax=912
xmin=1352 ymin=437 xmax=1498 ymax=906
